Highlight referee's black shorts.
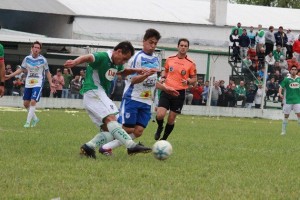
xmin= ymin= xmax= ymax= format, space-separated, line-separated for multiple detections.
xmin=158 ymin=89 xmax=186 ymax=114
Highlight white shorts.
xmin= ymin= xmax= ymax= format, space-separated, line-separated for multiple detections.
xmin=83 ymin=89 xmax=119 ymax=127
xmin=283 ymin=104 xmax=300 ymax=115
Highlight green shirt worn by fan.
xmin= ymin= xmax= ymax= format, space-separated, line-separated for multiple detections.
xmin=80 ymin=51 xmax=124 ymax=95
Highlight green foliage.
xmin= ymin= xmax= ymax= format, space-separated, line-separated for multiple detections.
xmin=229 ymin=0 xmax=300 ymax=8
xmin=0 ymin=109 xmax=300 ymax=199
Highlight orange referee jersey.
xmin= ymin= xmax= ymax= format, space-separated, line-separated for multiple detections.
xmin=164 ymin=55 xmax=197 ymax=90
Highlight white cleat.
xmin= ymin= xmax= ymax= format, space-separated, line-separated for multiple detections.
xmin=280 ymin=132 xmax=286 ymax=136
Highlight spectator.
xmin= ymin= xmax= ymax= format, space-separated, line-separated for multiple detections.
xmin=257 ymin=47 xmax=266 ymax=68
xmin=278 ymin=55 xmax=288 ymax=76
xmin=185 ymin=86 xmax=193 ymax=105
xmin=13 ymin=77 xmax=23 ymax=96
xmin=235 ymin=80 xmax=246 ymax=107
xmin=110 ymin=74 xmax=125 ymax=101
xmin=52 ymin=68 xmax=65 ymax=98
xmin=229 ymin=29 xmax=240 ymax=63
xmin=286 ymin=29 xmax=295 ymax=59
xmin=266 ymin=77 xmax=278 ymax=102
xmin=190 ymin=82 xmax=203 ymax=105
xmin=287 ymin=56 xmax=300 ymax=71
xmin=239 ymin=29 xmax=250 ymax=59
xmin=274 ymin=26 xmax=288 ymax=56
xmin=257 ymin=66 xmax=268 ymax=81
xmin=273 ymin=45 xmax=284 ymax=62
xmin=202 ymin=80 xmax=209 ymax=105
xmin=292 ymin=34 xmax=300 ymax=63
xmin=225 ymin=84 xmax=237 ymax=107
xmin=254 ymin=75 xmax=263 ymax=86
xmin=247 ymin=45 xmax=257 ymax=61
xmin=231 ymin=22 xmax=243 ymax=36
xmin=273 ymin=69 xmax=283 ymax=83
xmin=42 ymin=76 xmax=51 ymax=97
xmin=247 ymin=26 xmax=256 ymax=47
xmin=4 ymin=64 xmax=14 ymax=96
xmin=211 ymin=81 xmax=222 ymax=106
xmin=226 ymin=79 xmax=235 ymax=89
xmin=245 ymin=82 xmax=257 ymax=108
xmin=265 ymin=52 xmax=275 ymax=73
xmin=62 ymin=68 xmax=73 ymax=98
xmin=255 ymin=24 xmax=265 ymax=53
xmin=79 ymin=69 xmax=85 ymax=99
xmin=70 ymin=75 xmax=81 ymax=99
xmin=265 ymin=26 xmax=276 ymax=55
xmin=254 ymin=84 xmax=263 ymax=108
xmin=218 ymin=80 xmax=227 ymax=107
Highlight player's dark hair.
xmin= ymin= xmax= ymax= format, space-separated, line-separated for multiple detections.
xmin=143 ymin=28 xmax=161 ymax=41
xmin=32 ymin=41 xmax=42 ymax=48
xmin=114 ymin=41 xmax=135 ymax=56
xmin=178 ymin=38 xmax=190 ymax=47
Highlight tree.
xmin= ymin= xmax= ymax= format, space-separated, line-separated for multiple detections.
xmin=229 ymin=0 xmax=300 ymax=9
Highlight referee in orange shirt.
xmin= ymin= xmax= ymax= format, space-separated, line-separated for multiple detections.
xmin=154 ymin=38 xmax=197 ymax=140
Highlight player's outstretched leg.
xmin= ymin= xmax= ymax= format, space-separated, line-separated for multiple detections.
xmin=154 ymin=117 xmax=164 ymax=140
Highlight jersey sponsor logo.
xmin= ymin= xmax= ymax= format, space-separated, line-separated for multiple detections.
xmin=289 ymin=82 xmax=299 ymax=89
xmin=169 ymin=66 xmax=174 ymax=72
xmin=105 ymin=68 xmax=118 ymax=81
xmin=181 ymin=70 xmax=186 ymax=75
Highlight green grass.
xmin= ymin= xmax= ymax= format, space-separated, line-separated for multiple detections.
xmin=0 ymin=108 xmax=299 ymax=200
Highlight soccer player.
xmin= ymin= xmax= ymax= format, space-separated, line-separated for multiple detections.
xmin=64 ymin=41 xmax=153 ymax=158
xmin=0 ymin=43 xmax=5 ymax=97
xmin=99 ymin=29 xmax=179 ymax=155
xmin=5 ymin=41 xmax=55 ymax=127
xmin=278 ymin=65 xmax=300 ymax=135
xmin=154 ymin=38 xmax=197 ymax=140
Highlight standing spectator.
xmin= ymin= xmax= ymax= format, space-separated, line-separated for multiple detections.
xmin=235 ymin=80 xmax=247 ymax=108
xmin=79 ymin=69 xmax=85 ymax=99
xmin=225 ymin=84 xmax=237 ymax=107
xmin=185 ymin=86 xmax=193 ymax=105
xmin=247 ymin=26 xmax=256 ymax=47
xmin=266 ymin=77 xmax=278 ymax=102
xmin=231 ymin=22 xmax=243 ymax=36
xmin=4 ymin=64 xmax=14 ymax=96
xmin=292 ymin=34 xmax=300 ymax=63
xmin=278 ymin=65 xmax=300 ymax=135
xmin=241 ymin=55 xmax=252 ymax=73
xmin=154 ymin=38 xmax=197 ymax=141
xmin=62 ymin=68 xmax=73 ymax=98
xmin=255 ymin=24 xmax=265 ymax=53
xmin=239 ymin=29 xmax=250 ymax=59
xmin=13 ymin=77 xmax=23 ymax=96
xmin=5 ymin=41 xmax=55 ymax=128
xmin=218 ymin=80 xmax=227 ymax=107
xmin=265 ymin=52 xmax=275 ymax=73
xmin=247 ymin=45 xmax=257 ymax=61
xmin=257 ymin=47 xmax=266 ymax=69
xmin=70 ymin=75 xmax=81 ymax=99
xmin=202 ymin=80 xmax=210 ymax=105
xmin=254 ymin=84 xmax=263 ymax=108
xmin=265 ymin=26 xmax=275 ymax=55
xmin=226 ymin=79 xmax=235 ymax=89
xmin=229 ymin=29 xmax=240 ymax=63
xmin=110 ymin=74 xmax=125 ymax=101
xmin=287 ymin=56 xmax=300 ymax=71
xmin=286 ymin=29 xmax=295 ymax=59
xmin=211 ymin=81 xmax=221 ymax=106
xmin=0 ymin=43 xmax=5 ymax=97
xmin=278 ymin=55 xmax=288 ymax=77
xmin=52 ymin=68 xmax=65 ymax=98
xmin=190 ymin=82 xmax=203 ymax=105
xmin=274 ymin=26 xmax=288 ymax=56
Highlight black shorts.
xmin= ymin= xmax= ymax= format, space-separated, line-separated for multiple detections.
xmin=158 ymin=89 xmax=186 ymax=114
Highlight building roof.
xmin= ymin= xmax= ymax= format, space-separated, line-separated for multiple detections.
xmin=0 ymin=0 xmax=74 ymax=15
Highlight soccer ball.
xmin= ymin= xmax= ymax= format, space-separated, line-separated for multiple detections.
xmin=152 ymin=140 xmax=173 ymax=160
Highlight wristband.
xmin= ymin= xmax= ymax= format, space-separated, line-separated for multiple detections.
xmin=0 ymin=82 xmax=4 ymax=86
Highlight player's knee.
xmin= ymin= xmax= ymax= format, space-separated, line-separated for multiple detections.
xmin=133 ymin=128 xmax=144 ymax=138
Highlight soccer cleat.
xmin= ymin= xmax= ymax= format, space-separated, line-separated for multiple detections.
xmin=31 ymin=118 xmax=40 ymax=127
xmin=80 ymin=144 xmax=96 ymax=159
xmin=154 ymin=126 xmax=164 ymax=140
xmin=99 ymin=147 xmax=113 ymax=156
xmin=24 ymin=122 xmax=30 ymax=128
xmin=280 ymin=132 xmax=286 ymax=136
xmin=127 ymin=142 xmax=152 ymax=155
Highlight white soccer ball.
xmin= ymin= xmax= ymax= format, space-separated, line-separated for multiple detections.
xmin=152 ymin=140 xmax=173 ymax=160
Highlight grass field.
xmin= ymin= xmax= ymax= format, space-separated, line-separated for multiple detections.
xmin=0 ymin=108 xmax=299 ymax=200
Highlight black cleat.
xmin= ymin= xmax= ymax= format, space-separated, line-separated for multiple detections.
xmin=80 ymin=144 xmax=96 ymax=159
xmin=154 ymin=126 xmax=164 ymax=140
xmin=127 ymin=142 xmax=152 ymax=155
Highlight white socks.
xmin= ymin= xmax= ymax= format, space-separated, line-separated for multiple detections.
xmin=26 ymin=106 xmax=37 ymax=123
xmin=86 ymin=132 xmax=114 ymax=149
xmin=102 ymin=133 xmax=136 ymax=150
xmin=282 ymin=118 xmax=288 ymax=133
xmin=107 ymin=121 xmax=136 ymax=148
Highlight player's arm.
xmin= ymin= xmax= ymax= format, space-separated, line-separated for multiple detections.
xmin=278 ymin=86 xmax=284 ymax=99
xmin=5 ymin=68 xmax=24 ymax=79
xmin=120 ymin=68 xmax=147 ymax=76
xmin=46 ymin=71 xmax=56 ymax=93
xmin=64 ymin=54 xmax=94 ymax=68
xmin=156 ymin=81 xmax=179 ymax=97
xmin=130 ymin=68 xmax=158 ymax=84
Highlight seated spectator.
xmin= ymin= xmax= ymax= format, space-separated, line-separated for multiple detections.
xmin=70 ymin=75 xmax=81 ymax=99
xmin=226 ymin=79 xmax=235 ymax=89
xmin=225 ymin=84 xmax=237 ymax=107
xmin=239 ymin=29 xmax=251 ymax=59
xmin=235 ymin=80 xmax=247 ymax=108
xmin=273 ymin=69 xmax=283 ymax=83
xmin=292 ymin=34 xmax=300 ymax=62
xmin=265 ymin=26 xmax=275 ymax=55
xmin=229 ymin=29 xmax=240 ymax=63
xmin=255 ymin=24 xmax=265 ymax=53
xmin=254 ymin=84 xmax=264 ymax=108
xmin=245 ymin=82 xmax=258 ymax=108
xmin=257 ymin=47 xmax=266 ymax=68
xmin=190 ymin=82 xmax=203 ymax=105
xmin=218 ymin=80 xmax=227 ymax=107
xmin=254 ymin=75 xmax=263 ymax=86
xmin=273 ymin=45 xmax=284 ymax=62
xmin=265 ymin=52 xmax=275 ymax=73
xmin=257 ymin=66 xmax=268 ymax=81
xmin=211 ymin=81 xmax=222 ymax=106
xmin=266 ymin=77 xmax=278 ymax=102
xmin=247 ymin=45 xmax=257 ymax=61
xmin=278 ymin=55 xmax=288 ymax=76
xmin=287 ymin=56 xmax=300 ymax=70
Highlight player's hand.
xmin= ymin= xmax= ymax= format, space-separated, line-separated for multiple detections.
xmin=64 ymin=60 xmax=76 ymax=68
xmin=144 ymin=68 xmax=158 ymax=76
xmin=50 ymin=83 xmax=57 ymax=93
xmin=165 ymin=86 xmax=179 ymax=97
xmin=181 ymin=79 xmax=188 ymax=85
xmin=4 ymin=74 xmax=11 ymax=80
